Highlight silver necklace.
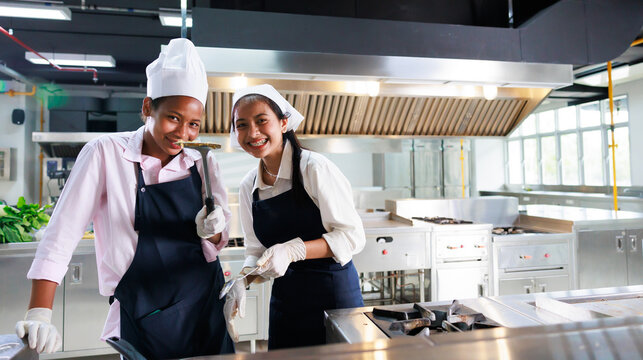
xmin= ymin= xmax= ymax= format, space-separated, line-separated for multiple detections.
xmin=262 ymin=161 xmax=278 ymax=178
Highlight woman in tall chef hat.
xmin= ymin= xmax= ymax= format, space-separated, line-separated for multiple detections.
xmin=223 ymin=84 xmax=366 ymax=349
xmin=15 ymin=38 xmax=236 ymax=358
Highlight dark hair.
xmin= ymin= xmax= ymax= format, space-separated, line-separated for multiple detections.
xmin=140 ymin=97 xmax=168 ymax=122
xmin=232 ymin=94 xmax=307 ymax=203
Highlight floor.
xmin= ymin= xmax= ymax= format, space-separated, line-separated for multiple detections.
xmin=67 ymin=340 xmax=269 ymax=359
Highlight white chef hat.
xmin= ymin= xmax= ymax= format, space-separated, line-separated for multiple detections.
xmin=229 ymin=84 xmax=304 ymax=149
xmin=146 ymin=38 xmax=208 ymax=107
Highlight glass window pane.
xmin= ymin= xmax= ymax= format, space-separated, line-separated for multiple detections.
xmin=582 ymin=130 xmax=603 ymax=185
xmin=603 ymin=97 xmax=629 ymax=125
xmin=521 ymin=115 xmax=536 ymax=136
xmin=608 ymin=127 xmax=631 ymax=186
xmin=508 ymin=140 xmax=522 ymax=184
xmin=560 ymin=133 xmax=579 ymax=185
xmin=558 ymin=106 xmax=576 ymax=130
xmin=541 ymin=136 xmax=557 ymax=184
xmin=524 ymin=138 xmax=539 ymax=184
xmin=508 ymin=129 xmax=520 ymax=138
xmin=579 ymin=102 xmax=601 ymax=128
xmin=538 ymin=111 xmax=555 ymax=133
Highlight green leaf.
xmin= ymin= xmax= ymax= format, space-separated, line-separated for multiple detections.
xmin=3 ymin=206 xmax=19 ymax=216
xmin=0 ymin=227 xmax=5 ymax=244
xmin=37 ymin=213 xmax=50 ymax=223
xmin=4 ymin=227 xmax=20 ymax=243
xmin=16 ymin=197 xmax=26 ymax=209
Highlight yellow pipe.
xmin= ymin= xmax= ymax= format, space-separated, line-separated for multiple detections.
xmin=460 ymin=139 xmax=465 ymax=198
xmin=38 ymin=101 xmax=44 ymax=207
xmin=1 ymin=85 xmax=36 ymax=97
xmin=607 ymin=61 xmax=618 ymax=211
xmin=632 ymin=38 xmax=643 ymax=47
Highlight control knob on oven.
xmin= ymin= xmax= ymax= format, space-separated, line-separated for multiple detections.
xmin=382 ymin=249 xmax=388 ymax=255
xmin=224 ymin=271 xmax=231 ymax=277
xmin=544 ymin=253 xmax=550 ymax=258
xmin=519 ymin=255 xmax=532 ymax=260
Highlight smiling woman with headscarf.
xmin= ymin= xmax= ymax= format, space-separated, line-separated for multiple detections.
xmin=15 ymin=39 xmax=235 ymax=358
xmin=224 ymin=84 xmax=366 ymax=349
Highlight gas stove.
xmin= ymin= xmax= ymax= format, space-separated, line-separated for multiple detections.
xmin=367 ymin=300 xmax=500 ymax=338
xmin=412 ymin=216 xmax=474 ymax=225
xmin=492 ymin=226 xmax=543 ymax=235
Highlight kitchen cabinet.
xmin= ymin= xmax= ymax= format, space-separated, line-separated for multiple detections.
xmin=578 ymin=229 xmax=643 ymax=289
xmin=434 ymin=264 xmax=489 ymax=301
xmin=0 ymin=247 xmax=64 ymax=335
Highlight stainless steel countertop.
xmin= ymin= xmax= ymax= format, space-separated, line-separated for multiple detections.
xmin=194 ymin=316 xmax=643 ymax=360
xmin=523 ymin=204 xmax=643 ymax=227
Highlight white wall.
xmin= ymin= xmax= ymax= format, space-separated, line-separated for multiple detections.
xmin=472 ymin=138 xmax=505 ymax=191
xmin=0 ymin=81 xmax=38 ymax=205
xmin=615 ymin=78 xmax=643 ymax=186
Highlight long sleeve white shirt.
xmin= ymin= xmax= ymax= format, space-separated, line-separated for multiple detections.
xmin=239 ymin=140 xmax=365 ymax=268
xmin=27 ymin=126 xmax=230 ymax=340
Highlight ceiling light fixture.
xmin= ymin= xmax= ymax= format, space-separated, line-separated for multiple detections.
xmin=25 ymin=52 xmax=116 ymax=68
xmin=0 ymin=2 xmax=71 ymax=21
xmin=230 ymin=75 xmax=247 ymax=89
xmin=345 ymin=81 xmax=380 ymax=96
xmin=482 ymin=85 xmax=498 ymax=100
xmin=159 ymin=12 xmax=193 ymax=27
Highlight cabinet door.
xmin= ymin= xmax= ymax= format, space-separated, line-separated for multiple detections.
xmin=63 ymin=253 xmax=110 ymax=352
xmin=0 ymin=253 xmax=63 ymax=334
xmin=498 ymin=278 xmax=535 ymax=296
xmin=435 ymin=266 xmax=488 ymax=301
xmin=577 ymin=230 xmax=628 ymax=289
xmin=627 ymin=229 xmax=643 ymax=285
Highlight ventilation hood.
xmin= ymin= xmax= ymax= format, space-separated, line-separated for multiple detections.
xmin=196 ymin=47 xmax=569 ymax=137
xmin=190 ymin=1 xmax=643 ymax=137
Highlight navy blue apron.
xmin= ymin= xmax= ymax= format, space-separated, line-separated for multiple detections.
xmin=113 ymin=164 xmax=234 ymax=359
xmin=252 ymin=177 xmax=363 ymax=350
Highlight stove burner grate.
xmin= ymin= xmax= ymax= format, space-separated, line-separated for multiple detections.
xmin=411 ymin=216 xmax=473 ymax=225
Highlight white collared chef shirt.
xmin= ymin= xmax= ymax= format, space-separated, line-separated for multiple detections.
xmin=27 ymin=126 xmax=230 ymax=340
xmin=239 ymin=140 xmax=365 ymax=268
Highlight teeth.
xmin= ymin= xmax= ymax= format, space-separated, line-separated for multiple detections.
xmin=250 ymin=139 xmax=267 ymax=147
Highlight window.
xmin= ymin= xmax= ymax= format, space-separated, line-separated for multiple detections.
xmin=507 ymin=140 xmax=522 ymax=184
xmin=560 ymin=133 xmax=579 ymax=185
xmin=505 ymin=96 xmax=630 ymax=186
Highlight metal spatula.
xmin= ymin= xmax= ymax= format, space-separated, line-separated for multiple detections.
xmin=219 ymin=267 xmax=259 ymax=299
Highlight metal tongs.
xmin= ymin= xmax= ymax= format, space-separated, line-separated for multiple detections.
xmin=218 ymin=267 xmax=260 ymax=299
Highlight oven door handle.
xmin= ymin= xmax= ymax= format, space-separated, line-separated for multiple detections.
xmin=376 ymin=236 xmax=393 ymax=243
xmin=503 ymin=266 xmax=565 ymax=273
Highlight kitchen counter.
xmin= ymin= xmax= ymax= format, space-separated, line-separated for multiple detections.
xmin=199 ymin=285 xmax=643 ymax=360
xmin=522 ymin=204 xmax=643 ymax=228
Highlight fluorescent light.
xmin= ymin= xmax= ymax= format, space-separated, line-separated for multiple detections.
xmin=25 ymin=52 xmax=116 ymax=68
xmin=159 ymin=12 xmax=192 ymax=27
xmin=0 ymin=2 xmax=71 ymax=20
xmin=230 ymin=75 xmax=247 ymax=89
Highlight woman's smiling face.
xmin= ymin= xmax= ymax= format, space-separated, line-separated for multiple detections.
xmin=233 ymin=100 xmax=287 ymax=160
xmin=142 ymin=95 xmax=203 ymax=164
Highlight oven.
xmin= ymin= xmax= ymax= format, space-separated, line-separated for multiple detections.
xmin=491 ymin=232 xmax=574 ymax=296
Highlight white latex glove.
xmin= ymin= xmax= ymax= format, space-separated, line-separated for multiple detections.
xmin=195 ymin=204 xmax=226 ymax=239
xmin=15 ymin=307 xmax=62 ymax=354
xmin=256 ymin=238 xmax=306 ymax=278
xmin=223 ymin=280 xmax=246 ymax=342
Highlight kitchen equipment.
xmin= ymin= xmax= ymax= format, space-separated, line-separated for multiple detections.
xmin=0 ymin=334 xmax=37 ymax=360
xmin=492 ymin=232 xmax=574 ymax=296
xmin=175 ymin=140 xmax=222 ymax=214
xmin=219 ymin=266 xmax=259 ymax=299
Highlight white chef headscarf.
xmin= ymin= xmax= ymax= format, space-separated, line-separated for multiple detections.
xmin=146 ymin=38 xmax=208 ymax=108
xmin=229 ymin=84 xmax=304 ymax=150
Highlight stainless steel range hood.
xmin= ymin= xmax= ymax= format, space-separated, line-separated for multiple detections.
xmin=196 ymin=47 xmax=571 ymax=137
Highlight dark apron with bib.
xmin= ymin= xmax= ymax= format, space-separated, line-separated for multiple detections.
xmin=113 ymin=164 xmax=234 ymax=359
xmin=252 ymin=179 xmax=363 ymax=350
